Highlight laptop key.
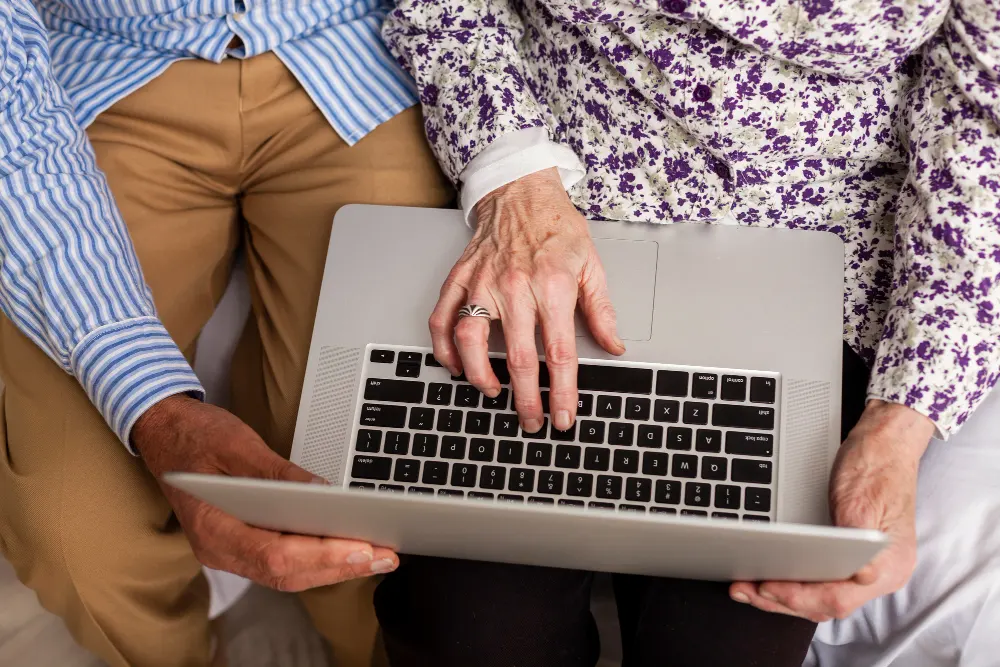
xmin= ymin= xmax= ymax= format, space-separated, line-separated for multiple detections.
xmin=642 ymin=451 xmax=669 ymax=476
xmin=654 ymin=480 xmax=680 ymax=505
xmin=393 ymin=459 xmax=420 ymax=483
xmin=684 ymin=482 xmax=711 ymax=507
xmin=436 ymin=409 xmax=463 ymax=432
xmin=725 ymin=432 xmax=774 ymax=457
xmin=378 ymin=484 xmax=405 ymax=493
xmin=509 ymin=468 xmax=535 ymax=493
xmin=421 ymin=461 xmax=448 ymax=485
xmin=637 ymin=424 xmax=663 ymax=448
xmin=655 ymin=370 xmax=688 ymax=397
xmin=749 ymin=377 xmax=776 ymax=404
xmin=395 ymin=362 xmax=420 ymax=378
xmin=469 ymin=438 xmax=495 ymax=461
xmin=701 ymin=456 xmax=728 ymax=480
xmin=713 ymin=512 xmax=739 ymax=520
xmin=412 ymin=434 xmax=438 ymax=457
xmin=577 ymin=393 xmax=594 ymax=416
xmin=498 ymin=440 xmax=524 ymax=464
xmin=559 ymin=499 xmax=585 ymax=508
xmin=672 ymin=454 xmax=698 ymax=478
xmin=398 ymin=352 xmax=421 ymax=364
xmin=527 ymin=442 xmax=553 ymax=466
xmin=715 ymin=484 xmax=741 ymax=510
xmin=666 ymin=426 xmax=692 ymax=450
xmin=695 ymin=428 xmax=722 ymax=452
xmin=360 ymin=403 xmax=406 ymax=428
xmin=589 ymin=501 xmax=615 ymax=510
xmin=493 ymin=414 xmax=520 ymax=437
xmin=408 ymin=407 xmax=435 ymax=430
xmin=618 ymin=504 xmax=646 ymax=513
xmin=528 ymin=497 xmax=555 ymax=505
xmin=682 ymin=401 xmax=709 ymax=425
xmin=451 ymin=463 xmax=478 ymax=487
xmin=579 ymin=420 xmax=605 ymax=444
xmin=654 ymin=399 xmax=679 ymax=423
xmin=596 ymin=395 xmax=622 ymax=418
xmin=499 ymin=494 xmax=524 ymax=503
xmin=744 ymin=487 xmax=772 ymax=512
xmin=355 ymin=429 xmax=382 ymax=453
xmin=721 ymin=375 xmax=747 ymax=401
xmin=556 ymin=444 xmax=582 ymax=468
xmin=743 ymin=514 xmax=771 ymax=522
xmin=482 ymin=388 xmax=509 ymax=410
xmin=691 ymin=373 xmax=718 ymax=399
xmin=364 ymin=378 xmax=424 ymax=404
xmin=732 ymin=459 xmax=773 ymax=484
xmin=650 ymin=507 xmax=677 ymax=515
xmin=712 ymin=404 xmax=775 ymax=430
xmin=522 ymin=419 xmax=548 ymax=439
xmin=352 ymin=455 xmax=392 ymax=481
xmin=455 ymin=385 xmax=481 ymax=408
xmin=370 ymin=349 xmax=394 ymax=363
xmin=681 ymin=510 xmax=708 ymax=517
xmin=407 ymin=486 xmax=434 ymax=495
xmin=583 ymin=447 xmax=611 ymax=471
xmin=538 ymin=470 xmax=564 ymax=495
xmin=384 ymin=431 xmax=409 ymax=455
xmin=349 ymin=482 xmax=375 ymax=490
xmin=596 ymin=475 xmax=623 ymax=500
xmin=613 ymin=449 xmax=638 ymax=474
xmin=469 ymin=492 xmax=495 ymax=501
xmin=550 ymin=422 xmax=577 ymax=442
xmin=441 ymin=436 xmax=467 ymax=459
xmin=577 ymin=364 xmax=653 ymax=394
xmin=567 ymin=473 xmax=594 ymax=497
xmin=427 ymin=383 xmax=452 ymax=405
xmin=625 ymin=397 xmax=651 ymax=421
xmin=480 ymin=465 xmax=506 ymax=490
xmin=438 ymin=489 xmax=464 ymax=498
xmin=608 ymin=422 xmax=634 ymax=446
xmin=625 ymin=477 xmax=652 ymax=502
xmin=464 ymin=411 xmax=491 ymax=435
xmin=424 ymin=353 xmax=441 ymax=367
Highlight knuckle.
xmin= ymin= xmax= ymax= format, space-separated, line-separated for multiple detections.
xmin=545 ymin=339 xmax=576 ymax=368
xmin=506 ymin=347 xmax=538 ymax=375
xmin=498 ymin=269 xmax=530 ymax=297
xmin=263 ymin=548 xmax=290 ymax=580
xmin=428 ymin=311 xmax=450 ymax=333
xmin=825 ymin=594 xmax=854 ymax=619
xmin=538 ymin=269 xmax=575 ymax=300
xmin=455 ymin=322 xmax=482 ymax=346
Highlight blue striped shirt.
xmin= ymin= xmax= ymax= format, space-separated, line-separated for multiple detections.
xmin=1 ymin=0 xmax=204 ymax=446
xmin=37 ymin=0 xmax=419 ymax=143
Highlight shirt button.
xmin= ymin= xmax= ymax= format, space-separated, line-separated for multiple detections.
xmin=693 ymin=84 xmax=712 ymax=102
xmin=664 ymin=0 xmax=689 ymax=13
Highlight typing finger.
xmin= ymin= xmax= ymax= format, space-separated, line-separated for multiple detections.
xmin=500 ymin=296 xmax=544 ymax=434
xmin=454 ymin=287 xmax=501 ymax=397
xmin=430 ymin=268 xmax=470 ymax=376
xmin=535 ymin=267 xmax=579 ymax=432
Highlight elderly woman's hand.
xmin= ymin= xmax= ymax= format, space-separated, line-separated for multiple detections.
xmin=430 ymin=167 xmax=625 ymax=433
xmin=730 ymin=400 xmax=935 ymax=622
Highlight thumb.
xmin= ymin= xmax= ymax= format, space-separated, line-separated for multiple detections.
xmin=225 ymin=438 xmax=327 ymax=484
xmin=578 ymin=259 xmax=625 ymax=355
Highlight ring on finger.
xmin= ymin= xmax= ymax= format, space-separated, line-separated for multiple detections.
xmin=457 ymin=304 xmax=492 ymax=320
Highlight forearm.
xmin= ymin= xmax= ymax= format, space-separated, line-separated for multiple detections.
xmin=0 ymin=0 xmax=203 ymax=447
xmin=868 ymin=0 xmax=1000 ymax=438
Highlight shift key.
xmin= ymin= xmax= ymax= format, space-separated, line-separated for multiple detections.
xmin=352 ymin=455 xmax=392 ymax=480
xmin=360 ymin=403 xmax=407 ymax=427
xmin=712 ymin=404 xmax=774 ymax=430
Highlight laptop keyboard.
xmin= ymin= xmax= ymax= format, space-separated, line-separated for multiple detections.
xmin=347 ymin=345 xmax=779 ymax=522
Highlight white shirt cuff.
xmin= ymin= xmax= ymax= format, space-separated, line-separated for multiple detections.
xmin=459 ymin=128 xmax=586 ymax=227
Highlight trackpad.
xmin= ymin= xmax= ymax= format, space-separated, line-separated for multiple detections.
xmin=575 ymin=238 xmax=657 ymax=342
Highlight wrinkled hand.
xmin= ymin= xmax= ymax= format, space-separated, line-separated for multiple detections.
xmin=731 ymin=400 xmax=935 ymax=622
xmin=432 ymin=168 xmax=625 ymax=433
xmin=133 ymin=395 xmax=398 ymax=592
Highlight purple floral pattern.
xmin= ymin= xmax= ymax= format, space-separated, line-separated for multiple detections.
xmin=384 ymin=0 xmax=1000 ymax=437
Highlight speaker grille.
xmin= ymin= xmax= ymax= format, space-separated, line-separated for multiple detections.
xmin=779 ymin=379 xmax=835 ymax=525
xmin=297 ymin=346 xmax=363 ymax=483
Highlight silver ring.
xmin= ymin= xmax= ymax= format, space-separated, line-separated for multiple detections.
xmin=458 ymin=304 xmax=492 ymax=320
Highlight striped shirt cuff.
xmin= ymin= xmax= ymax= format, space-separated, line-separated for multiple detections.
xmin=70 ymin=317 xmax=205 ymax=451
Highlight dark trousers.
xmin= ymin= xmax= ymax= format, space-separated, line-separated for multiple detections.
xmin=374 ymin=343 xmax=870 ymax=667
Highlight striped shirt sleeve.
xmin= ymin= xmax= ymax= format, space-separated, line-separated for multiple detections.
xmin=0 ymin=0 xmax=203 ymax=450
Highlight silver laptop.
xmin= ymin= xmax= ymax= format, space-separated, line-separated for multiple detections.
xmin=167 ymin=204 xmax=888 ymax=582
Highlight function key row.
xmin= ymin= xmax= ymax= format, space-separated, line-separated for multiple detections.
xmin=350 ymin=457 xmax=771 ymax=511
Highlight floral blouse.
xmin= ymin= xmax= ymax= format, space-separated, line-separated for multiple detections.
xmin=384 ymin=0 xmax=1000 ymax=437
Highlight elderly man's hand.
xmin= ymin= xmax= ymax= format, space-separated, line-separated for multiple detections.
xmin=132 ymin=395 xmax=398 ymax=592
xmin=730 ymin=400 xmax=935 ymax=622
xmin=431 ymin=168 xmax=625 ymax=433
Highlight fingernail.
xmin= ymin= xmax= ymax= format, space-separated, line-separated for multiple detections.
xmin=371 ymin=558 xmax=397 ymax=574
xmin=347 ymin=551 xmax=374 ymax=564
xmin=554 ymin=410 xmax=572 ymax=431
xmin=760 ymin=590 xmax=777 ymax=602
xmin=731 ymin=592 xmax=749 ymax=604
xmin=523 ymin=418 xmax=542 ymax=434
xmin=486 ymin=387 xmax=501 ymax=399
xmin=310 ymin=476 xmax=332 ymax=485
xmin=614 ymin=335 xmax=625 ymax=350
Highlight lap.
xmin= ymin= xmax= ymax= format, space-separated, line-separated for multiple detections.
xmin=809 ymin=389 xmax=1000 ymax=667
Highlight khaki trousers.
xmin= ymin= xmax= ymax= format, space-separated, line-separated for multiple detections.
xmin=0 ymin=54 xmax=452 ymax=667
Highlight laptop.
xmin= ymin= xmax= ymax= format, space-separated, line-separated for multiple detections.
xmin=166 ymin=204 xmax=888 ymax=582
